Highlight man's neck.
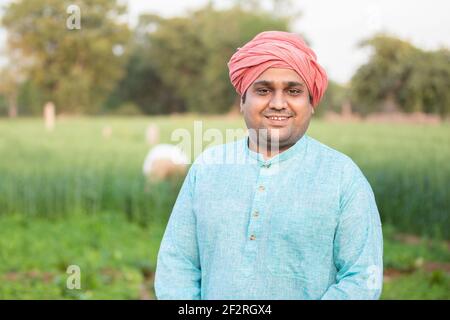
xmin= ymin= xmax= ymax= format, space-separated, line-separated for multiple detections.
xmin=248 ymin=138 xmax=295 ymax=160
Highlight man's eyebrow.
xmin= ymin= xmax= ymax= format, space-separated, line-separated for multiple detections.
xmin=285 ymin=81 xmax=305 ymax=87
xmin=252 ymin=80 xmax=305 ymax=87
xmin=252 ymin=80 xmax=272 ymax=87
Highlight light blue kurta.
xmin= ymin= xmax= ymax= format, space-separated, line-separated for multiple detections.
xmin=155 ymin=134 xmax=383 ymax=300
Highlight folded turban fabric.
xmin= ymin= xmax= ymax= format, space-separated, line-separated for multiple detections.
xmin=227 ymin=31 xmax=328 ymax=107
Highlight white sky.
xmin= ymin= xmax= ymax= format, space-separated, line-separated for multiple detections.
xmin=1 ymin=0 xmax=450 ymax=83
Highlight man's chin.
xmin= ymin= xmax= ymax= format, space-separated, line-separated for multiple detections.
xmin=267 ymin=128 xmax=291 ymax=142
xmin=262 ymin=133 xmax=293 ymax=149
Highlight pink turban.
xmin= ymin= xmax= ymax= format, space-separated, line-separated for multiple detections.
xmin=227 ymin=31 xmax=328 ymax=107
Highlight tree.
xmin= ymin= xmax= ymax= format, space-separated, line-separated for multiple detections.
xmin=350 ymin=34 xmax=450 ymax=117
xmin=399 ymin=49 xmax=450 ymax=117
xmin=350 ymin=35 xmax=418 ymax=115
xmin=2 ymin=0 xmax=130 ymax=114
xmin=0 ymin=67 xmax=20 ymax=117
xmin=0 ymin=52 xmax=27 ymax=117
xmin=105 ymin=14 xmax=186 ymax=115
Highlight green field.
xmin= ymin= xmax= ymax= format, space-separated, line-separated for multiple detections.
xmin=0 ymin=116 xmax=449 ymax=299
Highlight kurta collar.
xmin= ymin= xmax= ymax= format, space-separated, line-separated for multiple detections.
xmin=244 ymin=133 xmax=309 ymax=166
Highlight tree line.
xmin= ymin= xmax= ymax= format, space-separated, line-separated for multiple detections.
xmin=0 ymin=0 xmax=448 ymax=117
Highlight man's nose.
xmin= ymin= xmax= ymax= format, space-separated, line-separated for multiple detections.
xmin=269 ymin=91 xmax=287 ymax=110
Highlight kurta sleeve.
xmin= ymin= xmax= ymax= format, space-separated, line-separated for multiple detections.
xmin=321 ymin=161 xmax=383 ymax=300
xmin=154 ymin=164 xmax=201 ymax=299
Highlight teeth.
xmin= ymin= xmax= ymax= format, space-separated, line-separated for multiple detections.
xmin=269 ymin=116 xmax=287 ymax=120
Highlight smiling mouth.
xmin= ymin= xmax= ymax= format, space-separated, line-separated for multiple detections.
xmin=264 ymin=115 xmax=292 ymax=121
xmin=263 ymin=115 xmax=293 ymax=127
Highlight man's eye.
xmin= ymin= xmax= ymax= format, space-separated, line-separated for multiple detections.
xmin=288 ymin=89 xmax=302 ymax=95
xmin=257 ymin=88 xmax=270 ymax=95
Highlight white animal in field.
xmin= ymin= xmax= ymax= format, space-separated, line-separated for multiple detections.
xmin=143 ymin=144 xmax=189 ymax=181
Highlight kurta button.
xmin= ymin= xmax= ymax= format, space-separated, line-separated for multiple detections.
xmin=250 ymin=234 xmax=256 ymax=240
xmin=253 ymin=211 xmax=259 ymax=217
xmin=258 ymin=185 xmax=265 ymax=192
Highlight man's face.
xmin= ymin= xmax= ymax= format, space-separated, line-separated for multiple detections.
xmin=241 ymin=67 xmax=313 ymax=151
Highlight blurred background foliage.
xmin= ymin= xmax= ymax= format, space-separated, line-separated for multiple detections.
xmin=1 ymin=0 xmax=130 ymax=115
xmin=0 ymin=0 xmax=448 ymax=118
xmin=350 ymin=35 xmax=450 ymax=117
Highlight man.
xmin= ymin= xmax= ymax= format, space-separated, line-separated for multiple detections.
xmin=155 ymin=31 xmax=383 ymax=300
